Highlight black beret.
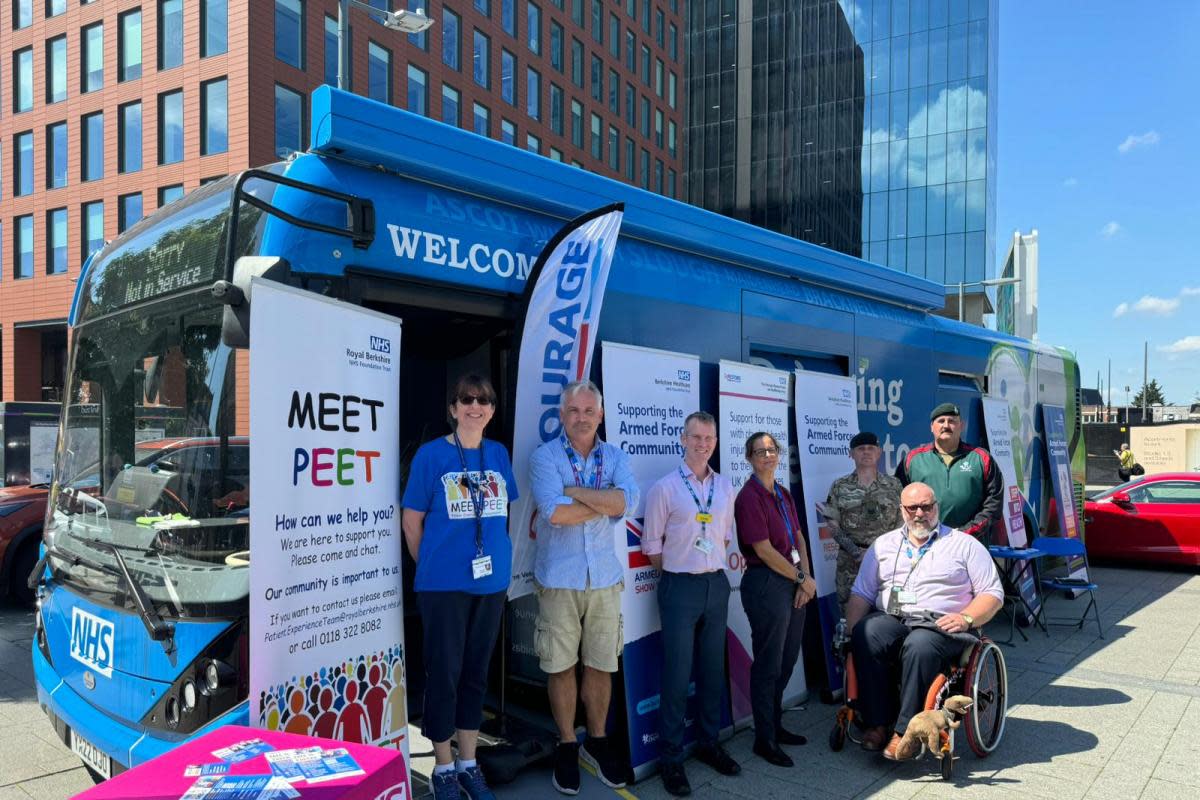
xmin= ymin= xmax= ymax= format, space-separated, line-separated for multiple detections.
xmin=930 ymin=402 xmax=961 ymax=421
xmin=849 ymin=431 xmax=879 ymax=449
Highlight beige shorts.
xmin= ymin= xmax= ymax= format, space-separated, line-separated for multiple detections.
xmin=535 ymin=583 xmax=624 ymax=674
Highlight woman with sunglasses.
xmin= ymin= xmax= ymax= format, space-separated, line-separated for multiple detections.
xmin=733 ymin=431 xmax=818 ymax=768
xmin=401 ymin=374 xmax=517 ymax=800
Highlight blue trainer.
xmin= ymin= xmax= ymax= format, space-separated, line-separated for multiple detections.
xmin=431 ymin=770 xmax=463 ymax=800
xmin=456 ymin=766 xmax=497 ymax=800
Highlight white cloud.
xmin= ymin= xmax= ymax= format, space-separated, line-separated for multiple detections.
xmin=1112 ymin=302 xmax=1129 ymax=318
xmin=1182 ymin=287 xmax=1200 ymax=297
xmin=1062 ymin=177 xmax=1078 ymax=187
xmin=1117 ymin=130 xmax=1161 ymax=154
xmin=1158 ymin=336 xmax=1200 ymax=354
xmin=1133 ymin=295 xmax=1181 ymax=315
xmin=1100 ymin=221 xmax=1121 ymax=238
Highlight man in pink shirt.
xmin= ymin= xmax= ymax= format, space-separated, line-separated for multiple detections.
xmin=641 ymin=411 xmax=741 ymax=796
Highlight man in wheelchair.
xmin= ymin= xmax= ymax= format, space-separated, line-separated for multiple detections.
xmin=843 ymin=482 xmax=1003 ymax=760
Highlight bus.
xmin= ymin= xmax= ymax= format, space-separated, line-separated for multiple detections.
xmin=32 ymin=86 xmax=1085 ymax=781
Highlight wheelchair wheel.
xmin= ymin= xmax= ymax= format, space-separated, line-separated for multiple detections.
xmin=829 ymin=722 xmax=846 ymax=752
xmin=964 ymin=640 xmax=1007 ymax=756
xmin=940 ymin=753 xmax=953 ymax=780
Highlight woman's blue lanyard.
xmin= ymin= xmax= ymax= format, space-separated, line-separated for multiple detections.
xmin=678 ymin=466 xmax=715 ymax=535
xmin=453 ymin=433 xmax=486 ymax=557
xmin=754 ymin=474 xmax=798 ymax=555
xmin=562 ymin=435 xmax=604 ymax=489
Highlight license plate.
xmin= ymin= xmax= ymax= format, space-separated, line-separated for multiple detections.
xmin=71 ymin=729 xmax=112 ymax=780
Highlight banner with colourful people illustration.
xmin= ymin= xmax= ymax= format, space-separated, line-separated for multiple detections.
xmin=249 ymin=280 xmax=409 ymax=791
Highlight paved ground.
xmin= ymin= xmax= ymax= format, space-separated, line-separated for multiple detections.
xmin=3 ymin=564 xmax=1200 ymax=799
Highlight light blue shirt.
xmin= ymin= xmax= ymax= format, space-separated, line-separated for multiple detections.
xmin=530 ymin=436 xmax=640 ymax=590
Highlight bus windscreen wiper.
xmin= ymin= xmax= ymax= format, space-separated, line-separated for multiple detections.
xmin=72 ymin=536 xmax=176 ymax=654
xmin=31 ymin=543 xmax=124 ymax=600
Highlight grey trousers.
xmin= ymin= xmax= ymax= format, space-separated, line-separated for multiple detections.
xmin=741 ymin=566 xmax=806 ymax=744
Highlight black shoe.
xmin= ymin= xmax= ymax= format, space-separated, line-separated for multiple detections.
xmin=660 ymin=761 xmax=691 ymax=797
xmin=694 ymin=743 xmax=741 ymax=776
xmin=580 ymin=736 xmax=627 ymax=789
xmin=776 ymin=726 xmax=808 ymax=746
xmin=752 ymin=739 xmax=794 ymax=768
xmin=552 ymin=742 xmax=580 ymax=795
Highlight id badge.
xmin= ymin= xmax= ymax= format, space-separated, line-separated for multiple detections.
xmin=694 ymin=537 xmax=715 ymax=555
xmin=695 ymin=512 xmax=713 ymax=524
xmin=897 ymin=590 xmax=918 ymax=605
xmin=885 ymin=586 xmax=902 ymax=615
xmin=790 ymin=548 xmax=801 ymax=565
xmin=471 ymin=555 xmax=493 ymax=580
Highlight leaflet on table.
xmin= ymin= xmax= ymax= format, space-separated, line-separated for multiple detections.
xmin=185 ymin=763 xmax=231 ymax=777
xmin=212 ymin=738 xmax=275 ymax=764
xmin=179 ymin=774 xmax=299 ymax=800
xmin=299 ymin=747 xmax=366 ymax=783
xmin=264 ymin=747 xmax=321 ymax=782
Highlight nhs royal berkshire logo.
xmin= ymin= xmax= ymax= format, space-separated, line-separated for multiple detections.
xmin=677 ymin=369 xmax=691 ymax=382
xmin=369 ymin=336 xmax=391 ymax=354
xmin=70 ymin=607 xmax=115 ymax=678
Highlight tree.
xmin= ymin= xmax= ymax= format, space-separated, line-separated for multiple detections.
xmin=1132 ymin=379 xmax=1167 ymax=407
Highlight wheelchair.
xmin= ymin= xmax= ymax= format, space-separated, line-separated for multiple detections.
xmin=828 ymin=617 xmax=1008 ymax=779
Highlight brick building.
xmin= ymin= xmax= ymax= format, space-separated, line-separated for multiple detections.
xmin=0 ymin=0 xmax=684 ymax=402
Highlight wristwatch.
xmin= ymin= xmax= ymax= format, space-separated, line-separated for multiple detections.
xmin=794 ymin=569 xmax=807 ymax=585
xmin=961 ymin=613 xmax=975 ymax=628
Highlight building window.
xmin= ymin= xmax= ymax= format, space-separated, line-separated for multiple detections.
xmin=118 ymin=193 xmax=143 ymax=234
xmin=274 ymin=84 xmax=304 ymax=156
xmin=526 ymin=132 xmax=540 ymax=153
xmin=501 ymin=50 xmax=516 ymax=104
xmin=82 ymin=201 xmax=104 ymax=262
xmin=640 ymin=148 xmax=649 ymax=188
xmin=406 ymin=0 xmax=428 ymax=50
xmin=608 ymin=124 xmax=618 ymax=170
xmin=473 ymin=102 xmax=490 ymax=136
xmin=655 ymin=58 xmax=663 ymax=96
xmin=640 ymin=44 xmax=650 ymax=85
xmin=82 ymin=23 xmax=104 ymax=93
xmin=118 ymin=9 xmax=142 ymax=81
xmin=609 ymin=13 xmax=619 ymax=57
xmin=654 ymin=158 xmax=663 ymax=193
xmin=570 ymin=39 xmax=583 ymax=87
xmin=608 ymin=69 xmax=618 ymax=114
xmin=624 ymin=83 xmax=634 ymax=126
xmin=640 ymin=95 xmax=650 ymax=137
xmin=641 ymin=0 xmax=649 ymax=32
xmin=549 ymin=84 xmax=563 ymax=134
xmin=625 ymin=30 xmax=635 ymax=71
xmin=200 ymin=174 xmax=226 ymax=185
xmin=549 ymin=147 xmax=562 ymax=162
xmin=526 ymin=68 xmax=541 ymax=119
xmin=591 ymin=0 xmax=602 ymax=43
xmin=47 ymin=208 xmax=68 ymax=275
xmin=550 ymin=22 xmax=563 ymax=71
xmin=590 ymin=113 xmax=601 ymax=159
xmin=501 ymin=118 xmax=516 ymax=145
xmin=571 ymin=0 xmax=582 ymax=24
xmin=15 ymin=216 xmax=34 ymax=279
xmin=47 ymin=36 xmax=67 ymax=104
xmin=275 ymin=0 xmax=304 ymax=69
xmin=668 ymin=72 xmax=676 ymax=108
xmin=158 ymin=90 xmax=184 ymax=164
xmin=201 ymin=78 xmax=228 ymax=155
xmin=667 ymin=168 xmax=675 ymax=198
xmin=442 ymin=84 xmax=461 ymax=127
xmin=14 ymin=48 xmax=33 ymax=113
xmin=443 ymin=8 xmax=460 ymax=70
xmin=159 ymin=0 xmax=183 ymax=69
xmin=14 ymin=0 xmax=31 ymax=29
xmin=408 ymin=65 xmax=428 ymax=115
xmin=668 ymin=22 xmax=677 ymax=60
xmin=570 ymin=99 xmax=583 ymax=147
xmin=668 ymin=119 xmax=676 ymax=158
xmin=474 ymin=0 xmax=489 ymax=15
xmin=323 ymin=16 xmax=341 ymax=86
xmin=473 ymin=30 xmax=490 ymax=88
xmin=82 ymin=112 xmax=104 ymax=181
xmin=368 ymin=42 xmax=392 ymax=103
xmin=655 ymin=8 xmax=663 ymax=46
xmin=15 ymin=131 xmax=34 ymax=196
xmin=48 ymin=0 xmax=67 ymax=16
xmin=591 ymin=55 xmax=602 ymax=101
xmin=119 ymin=101 xmax=143 ymax=173
xmin=202 ymin=0 xmax=228 ymax=57
xmin=47 ymin=122 xmax=68 ymax=189
xmin=159 ymin=184 xmax=184 ymax=207
xmin=527 ymin=2 xmax=540 ymax=54
xmin=625 ymin=137 xmax=634 ymax=181
xmin=654 ymin=108 xmax=662 ymax=147
xmin=502 ymin=0 xmax=515 ymax=35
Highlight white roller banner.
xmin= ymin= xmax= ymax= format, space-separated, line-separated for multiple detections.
xmin=793 ymin=371 xmax=859 ymax=691
xmin=508 ymin=205 xmax=625 ymax=600
xmin=717 ymin=360 xmax=803 ymax=726
xmin=981 ymin=397 xmax=1029 ymax=548
xmin=249 ymin=280 xmax=409 ymax=790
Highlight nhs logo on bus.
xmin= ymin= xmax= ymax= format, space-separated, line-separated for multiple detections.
xmin=369 ymin=336 xmax=391 ymax=354
xmin=70 ymin=607 xmax=115 ymax=678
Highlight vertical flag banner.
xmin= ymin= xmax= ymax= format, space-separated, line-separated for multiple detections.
xmin=716 ymin=360 xmax=800 ymax=726
xmin=601 ymin=341 xmax=703 ymax=778
xmin=248 ymin=281 xmax=409 ymax=791
xmin=792 ymin=371 xmax=859 ymax=693
xmin=508 ymin=204 xmax=625 ymax=600
xmin=1042 ymin=404 xmax=1089 ymax=582
xmin=981 ymin=398 xmax=1030 ymax=548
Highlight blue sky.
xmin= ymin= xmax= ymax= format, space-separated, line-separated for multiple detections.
xmin=996 ymin=2 xmax=1200 ymax=407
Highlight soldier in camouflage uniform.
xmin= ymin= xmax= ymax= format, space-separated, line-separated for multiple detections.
xmin=821 ymin=432 xmax=902 ymax=613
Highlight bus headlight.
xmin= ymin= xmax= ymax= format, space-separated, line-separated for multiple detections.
xmin=182 ymin=681 xmax=197 ymax=711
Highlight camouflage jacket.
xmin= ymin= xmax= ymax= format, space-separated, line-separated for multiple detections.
xmin=824 ymin=472 xmax=903 ymax=554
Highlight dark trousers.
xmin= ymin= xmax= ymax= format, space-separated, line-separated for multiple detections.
xmin=741 ymin=566 xmax=806 ymax=744
xmin=657 ymin=570 xmax=730 ymax=763
xmin=851 ymin=611 xmax=966 ymax=733
xmin=417 ymin=589 xmax=505 ymax=743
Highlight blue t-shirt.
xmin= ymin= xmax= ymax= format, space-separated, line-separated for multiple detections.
xmin=401 ymin=437 xmax=518 ymax=594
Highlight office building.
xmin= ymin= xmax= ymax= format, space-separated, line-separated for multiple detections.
xmin=0 ymin=0 xmax=684 ymax=401
xmin=996 ymin=228 xmax=1038 ymax=340
xmin=686 ymin=0 xmax=998 ymax=322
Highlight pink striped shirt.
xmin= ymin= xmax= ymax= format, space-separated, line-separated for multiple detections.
xmin=641 ymin=462 xmax=735 ymax=574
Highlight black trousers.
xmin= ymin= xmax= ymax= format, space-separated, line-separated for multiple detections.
xmin=741 ymin=566 xmax=806 ymax=744
xmin=657 ymin=570 xmax=730 ymax=763
xmin=417 ymin=589 xmax=505 ymax=743
xmin=851 ymin=611 xmax=966 ymax=733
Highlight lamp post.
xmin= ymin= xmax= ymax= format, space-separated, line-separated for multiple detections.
xmin=950 ymin=276 xmax=1022 ymax=323
xmin=338 ymin=2 xmax=434 ymax=91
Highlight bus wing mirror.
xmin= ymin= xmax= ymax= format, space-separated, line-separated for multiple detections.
xmin=214 ymin=256 xmax=290 ymax=348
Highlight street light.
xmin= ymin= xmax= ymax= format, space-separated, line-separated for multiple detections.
xmin=949 ymin=276 xmax=1022 ymax=323
xmin=338 ymin=2 xmax=434 ymax=91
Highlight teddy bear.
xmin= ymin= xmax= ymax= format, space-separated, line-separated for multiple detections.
xmin=894 ymin=695 xmax=975 ymax=760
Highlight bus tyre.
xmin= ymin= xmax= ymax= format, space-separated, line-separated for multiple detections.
xmin=10 ymin=538 xmax=38 ymax=607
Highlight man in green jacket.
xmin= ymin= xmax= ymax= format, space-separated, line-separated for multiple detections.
xmin=894 ymin=402 xmax=1003 ymax=542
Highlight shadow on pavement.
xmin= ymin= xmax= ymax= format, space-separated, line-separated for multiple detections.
xmin=1020 ymin=684 xmax=1131 ymax=707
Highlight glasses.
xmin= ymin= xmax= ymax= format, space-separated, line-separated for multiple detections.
xmin=458 ymin=394 xmax=494 ymax=406
xmin=902 ymin=502 xmax=937 ymax=514
xmin=752 ymin=447 xmax=779 ymax=457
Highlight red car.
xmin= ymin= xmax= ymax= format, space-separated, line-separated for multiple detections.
xmin=0 ymin=484 xmax=50 ymax=605
xmin=1084 ymin=473 xmax=1200 ymax=566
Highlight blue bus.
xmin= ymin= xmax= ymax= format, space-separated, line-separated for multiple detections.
xmin=33 ymin=87 xmax=1084 ymax=781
